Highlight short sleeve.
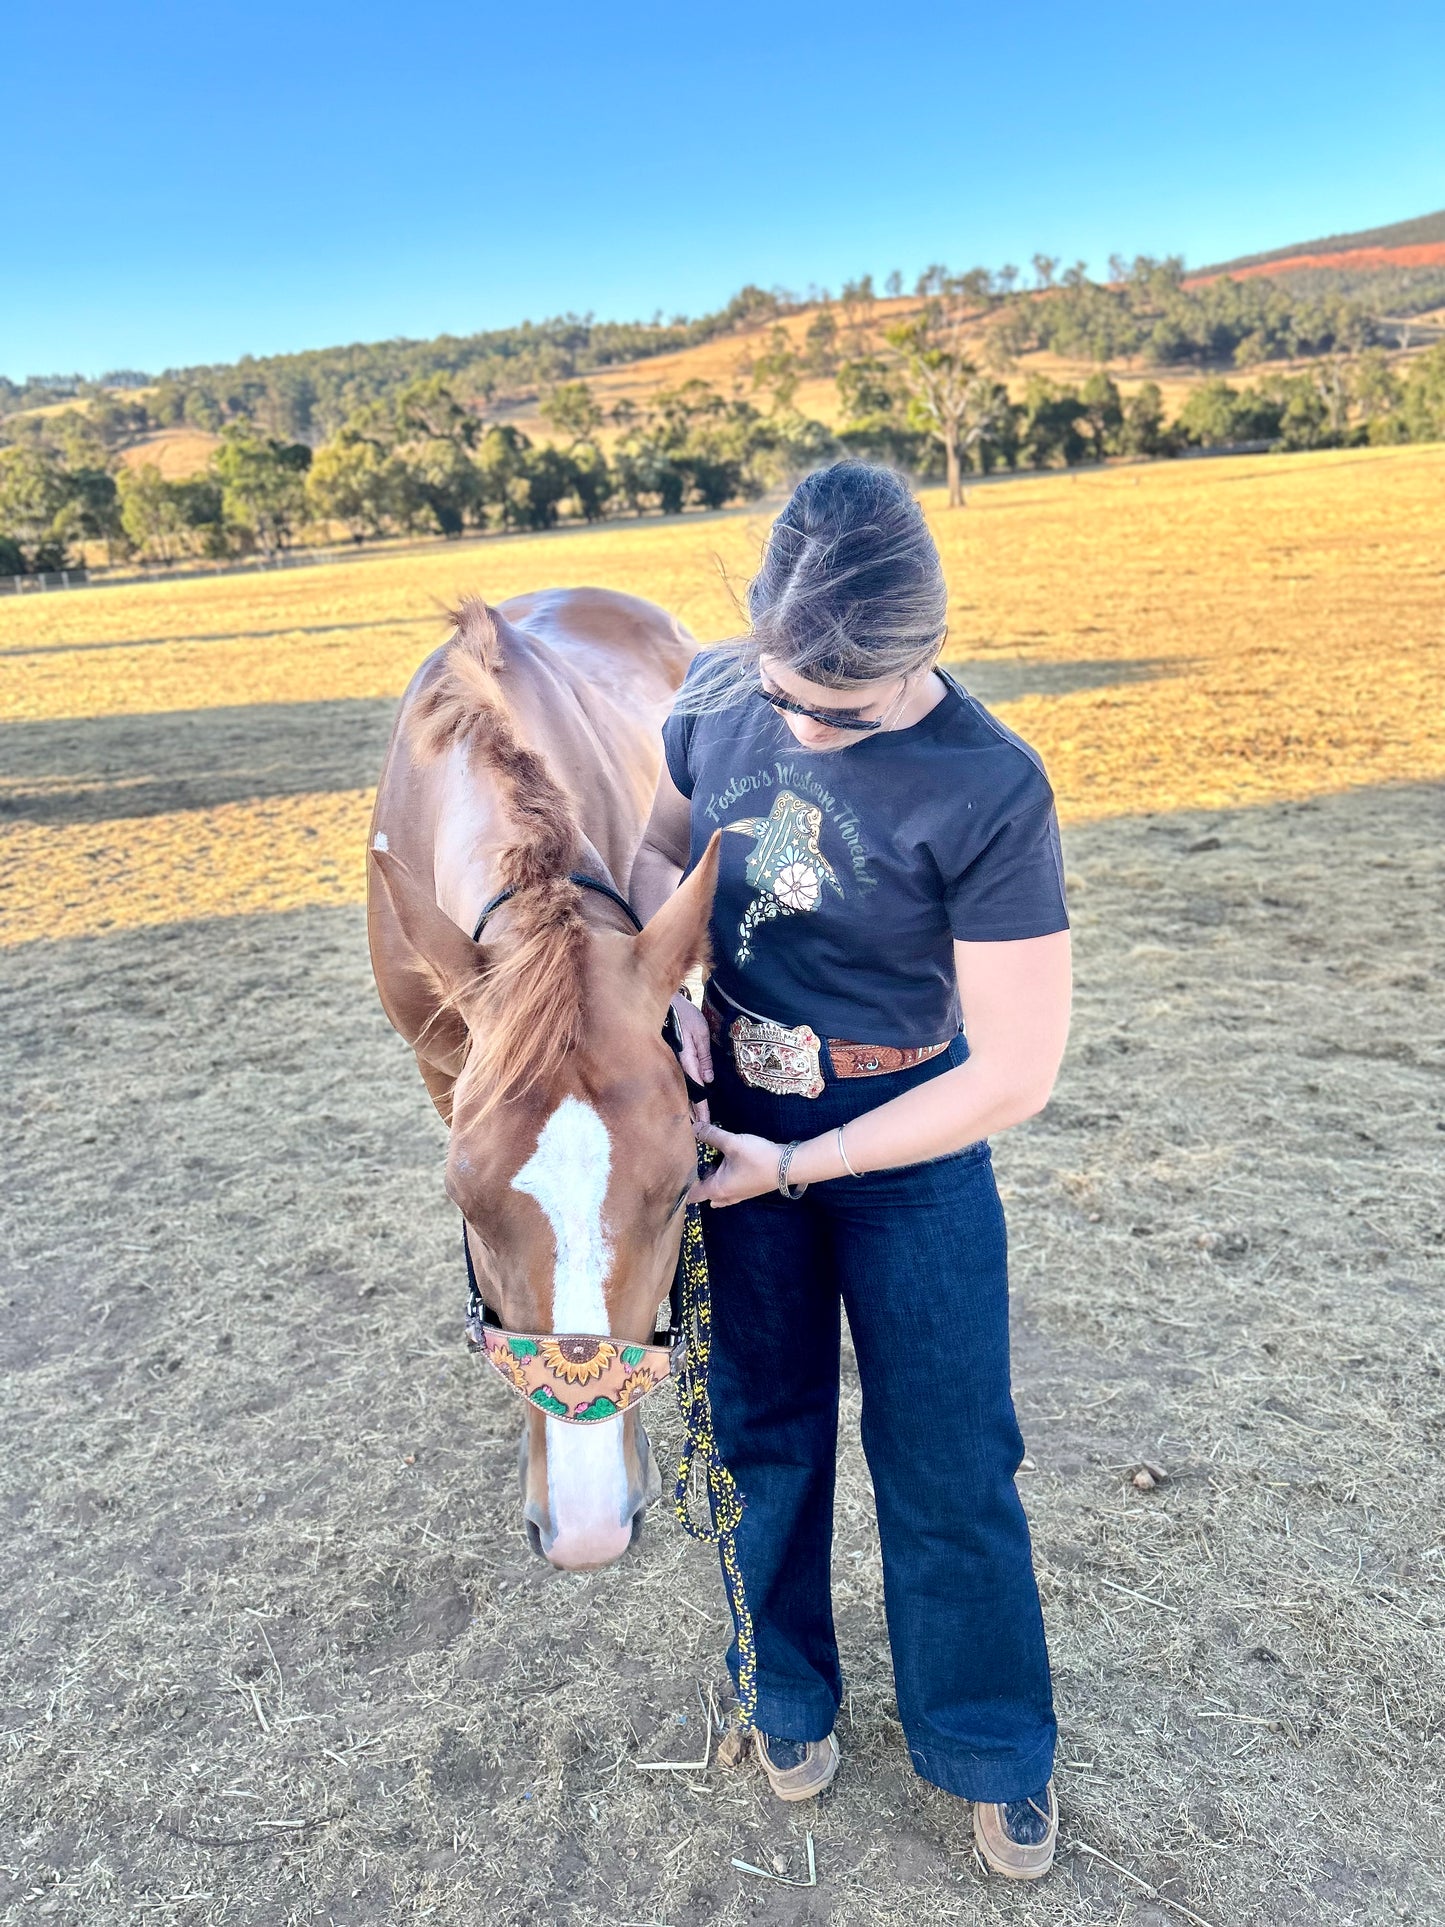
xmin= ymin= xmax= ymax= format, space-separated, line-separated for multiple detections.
xmin=661 ymin=706 xmax=695 ymax=798
xmin=944 ymin=788 xmax=1070 ymax=942
xmin=660 ymin=660 xmax=706 ymax=798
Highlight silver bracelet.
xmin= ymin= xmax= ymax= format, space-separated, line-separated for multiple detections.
xmin=776 ymin=1140 xmax=808 ymax=1200
xmin=835 ymin=1123 xmax=861 ymax=1178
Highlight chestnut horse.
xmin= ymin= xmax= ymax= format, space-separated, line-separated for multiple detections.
xmin=367 ymin=590 xmax=720 ymax=1569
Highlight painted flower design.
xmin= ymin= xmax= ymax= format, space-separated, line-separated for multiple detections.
xmin=538 ymin=1336 xmax=616 ymax=1384
xmin=613 ymin=1367 xmax=655 ymax=1410
xmin=488 ymin=1344 xmax=531 ymax=1393
xmin=571 ymin=1394 xmax=621 ymax=1422
xmin=772 ymin=858 xmax=820 ymax=911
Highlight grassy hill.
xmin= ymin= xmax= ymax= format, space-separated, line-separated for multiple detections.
xmin=5 ymin=214 xmax=1443 ymax=550
xmin=1196 ymin=206 xmax=1445 ymax=275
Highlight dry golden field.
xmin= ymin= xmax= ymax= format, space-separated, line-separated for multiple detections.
xmin=2 ymin=443 xmax=1441 ymax=947
xmin=2 ymin=445 xmax=1443 ymax=1926
xmin=113 ymin=427 xmax=223 ymax=479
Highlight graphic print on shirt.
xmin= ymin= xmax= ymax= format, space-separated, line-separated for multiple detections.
xmin=722 ymin=790 xmax=844 ymax=963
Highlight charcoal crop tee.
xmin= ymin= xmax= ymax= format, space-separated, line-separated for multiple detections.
xmin=661 ymin=662 xmax=1069 ymax=1046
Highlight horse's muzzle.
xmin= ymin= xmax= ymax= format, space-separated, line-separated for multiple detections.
xmin=518 ymin=1418 xmax=661 ymax=1569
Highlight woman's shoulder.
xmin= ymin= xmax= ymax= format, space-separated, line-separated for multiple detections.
xmin=667 ymin=648 xmax=731 ymax=721
xmin=928 ymin=672 xmax=1056 ymax=802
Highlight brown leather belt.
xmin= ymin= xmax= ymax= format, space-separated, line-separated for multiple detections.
xmin=703 ymin=982 xmax=950 ymax=1099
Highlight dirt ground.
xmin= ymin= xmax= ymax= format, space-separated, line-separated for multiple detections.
xmin=2 ymin=453 xmax=1442 ymax=1924
xmin=3 ymin=758 xmax=1441 ymax=1925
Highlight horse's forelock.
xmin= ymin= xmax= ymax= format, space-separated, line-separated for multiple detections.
xmin=467 ymin=883 xmax=589 ymax=1120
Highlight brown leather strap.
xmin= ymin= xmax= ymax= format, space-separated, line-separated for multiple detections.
xmin=827 ymin=1038 xmax=951 ymax=1078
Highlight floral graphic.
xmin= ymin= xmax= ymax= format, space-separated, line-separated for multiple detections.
xmin=614 ymin=1367 xmax=654 ymax=1410
xmin=538 ymin=1336 xmax=616 ymax=1384
xmin=723 ymin=792 xmax=843 ymax=962
xmin=773 ymin=856 xmax=821 ymax=911
xmin=477 ymin=1327 xmax=677 ymax=1424
xmin=571 ymin=1394 xmax=621 ymax=1422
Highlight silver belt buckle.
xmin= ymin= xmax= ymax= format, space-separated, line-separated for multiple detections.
xmin=730 ymin=1014 xmax=825 ymax=1099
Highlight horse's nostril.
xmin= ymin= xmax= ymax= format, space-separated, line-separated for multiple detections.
xmin=524 ymin=1516 xmax=545 ymax=1558
xmin=628 ymin=1508 xmax=646 ymax=1549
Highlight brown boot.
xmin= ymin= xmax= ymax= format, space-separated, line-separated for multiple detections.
xmin=972 ymin=1779 xmax=1057 ymax=1879
xmin=753 ymin=1730 xmax=840 ymax=1802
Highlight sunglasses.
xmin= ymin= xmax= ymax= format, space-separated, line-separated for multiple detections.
xmin=757 ymin=677 xmax=904 ymax=734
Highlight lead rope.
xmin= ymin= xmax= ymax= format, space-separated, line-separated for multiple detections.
xmin=671 ymin=1143 xmax=758 ymax=1732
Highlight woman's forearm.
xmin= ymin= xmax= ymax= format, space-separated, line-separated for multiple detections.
xmin=788 ymin=1054 xmax=1055 ymax=1186
xmin=629 ymin=836 xmax=684 ymax=923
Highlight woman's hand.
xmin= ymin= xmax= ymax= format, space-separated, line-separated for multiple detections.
xmin=672 ymin=992 xmax=713 ymax=1086
xmin=690 ymin=1121 xmax=783 ymax=1208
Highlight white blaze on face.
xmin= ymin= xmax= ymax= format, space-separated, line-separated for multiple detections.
xmin=511 ymin=1096 xmax=629 ymax=1559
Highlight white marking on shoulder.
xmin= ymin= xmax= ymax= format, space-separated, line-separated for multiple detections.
xmin=372 ymin=830 xmax=389 ymax=852
xmin=511 ymin=1096 xmax=613 ymax=1334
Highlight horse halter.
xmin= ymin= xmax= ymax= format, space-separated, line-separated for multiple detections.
xmin=464 ymin=1227 xmax=684 ymax=1425
xmin=463 ymin=869 xmax=688 ymax=1426
xmin=471 ymin=869 xmax=642 ymax=942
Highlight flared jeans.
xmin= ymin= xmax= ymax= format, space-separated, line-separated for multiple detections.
xmin=701 ymin=1032 xmax=1057 ymax=1802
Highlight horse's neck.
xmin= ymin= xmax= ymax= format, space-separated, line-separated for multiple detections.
xmin=431 ymin=744 xmax=628 ymax=940
xmin=428 ymin=626 xmax=647 ymax=936
xmin=499 ymin=619 xmax=656 ymax=882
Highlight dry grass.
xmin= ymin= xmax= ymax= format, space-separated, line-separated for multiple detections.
xmin=1 ymin=443 xmax=1442 ymax=1924
xmin=2 ymin=444 xmax=1442 ymax=947
xmin=113 ymin=429 xmax=223 ymax=479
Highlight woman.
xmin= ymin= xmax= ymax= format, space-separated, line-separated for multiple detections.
xmin=629 ymin=462 xmax=1072 ymax=1882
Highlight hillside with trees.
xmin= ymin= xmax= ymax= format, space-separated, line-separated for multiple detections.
xmin=4 ymin=220 xmax=1444 ymax=578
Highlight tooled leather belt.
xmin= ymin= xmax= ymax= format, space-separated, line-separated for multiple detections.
xmin=703 ymin=979 xmax=951 ymax=1099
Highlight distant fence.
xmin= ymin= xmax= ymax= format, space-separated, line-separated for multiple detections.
xmin=2 ymin=567 xmax=91 ymax=594
xmin=0 ymin=549 xmax=352 ymax=597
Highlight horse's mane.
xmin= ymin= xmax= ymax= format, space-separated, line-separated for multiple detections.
xmin=407 ymin=598 xmax=587 ymax=1115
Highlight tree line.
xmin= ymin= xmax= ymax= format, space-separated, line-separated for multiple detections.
xmin=3 ymin=270 xmax=1443 ymax=572
xmin=831 ymin=333 xmax=1445 ymax=507
xmin=0 ymin=373 xmax=836 ymax=572
xmin=0 ymin=285 xmax=797 ymax=446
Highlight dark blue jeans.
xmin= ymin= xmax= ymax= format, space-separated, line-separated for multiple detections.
xmin=701 ymin=1031 xmax=1056 ymax=1802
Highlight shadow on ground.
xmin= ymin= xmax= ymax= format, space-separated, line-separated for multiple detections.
xmin=0 ymin=659 xmax=1185 ymax=827
xmin=948 ymin=655 xmax=1184 ymax=705
xmin=0 ymin=699 xmax=399 ymax=824
xmin=0 ymin=613 xmax=440 ymax=661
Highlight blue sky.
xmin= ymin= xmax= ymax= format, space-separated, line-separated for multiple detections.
xmin=5 ymin=0 xmax=1443 ymax=380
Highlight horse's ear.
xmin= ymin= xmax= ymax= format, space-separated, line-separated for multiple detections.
xmin=367 ymin=840 xmax=488 ymax=1073
xmin=632 ymin=830 xmax=721 ymax=1016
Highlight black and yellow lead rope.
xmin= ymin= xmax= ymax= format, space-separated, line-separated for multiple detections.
xmin=671 ymin=1145 xmax=758 ymax=1731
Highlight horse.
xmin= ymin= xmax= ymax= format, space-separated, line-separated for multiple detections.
xmin=367 ymin=589 xmax=720 ymax=1570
